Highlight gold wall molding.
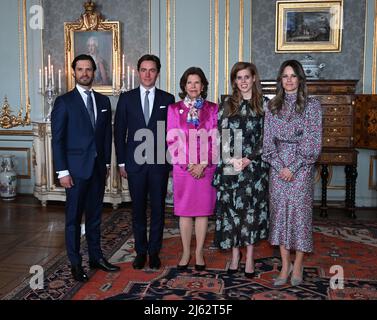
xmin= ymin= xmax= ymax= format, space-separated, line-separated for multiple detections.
xmin=214 ymin=0 xmax=219 ymax=102
xmin=1 ymin=0 xmax=31 ymax=129
xmin=250 ymin=0 xmax=253 ymax=62
xmin=166 ymin=0 xmax=171 ymax=92
xmin=0 ymin=129 xmax=32 ymax=136
xmin=209 ymin=0 xmax=213 ymax=101
xmin=363 ymin=0 xmax=368 ymax=93
xmin=149 ymin=0 xmax=151 ymax=53
xmin=173 ymin=0 xmax=176 ymax=96
xmin=224 ymin=0 xmax=230 ymax=95
xmin=239 ymin=0 xmax=244 ymax=61
xmin=372 ymin=0 xmax=377 ymax=93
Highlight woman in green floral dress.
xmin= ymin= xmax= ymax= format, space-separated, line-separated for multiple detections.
xmin=213 ymin=62 xmax=269 ymax=278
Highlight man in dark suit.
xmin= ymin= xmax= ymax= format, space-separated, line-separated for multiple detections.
xmin=51 ymin=54 xmax=120 ymax=282
xmin=114 ymin=54 xmax=175 ymax=270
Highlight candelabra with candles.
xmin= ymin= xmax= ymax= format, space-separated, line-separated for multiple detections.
xmin=38 ymin=54 xmax=62 ymax=121
xmin=112 ymin=53 xmax=135 ymax=96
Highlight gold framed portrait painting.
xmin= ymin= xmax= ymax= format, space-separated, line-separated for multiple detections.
xmin=64 ymin=19 xmax=120 ymax=95
xmin=275 ymin=0 xmax=343 ymax=52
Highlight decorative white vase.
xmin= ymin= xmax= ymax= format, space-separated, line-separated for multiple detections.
xmin=0 ymin=155 xmax=17 ymax=200
xmin=300 ymin=55 xmax=325 ymax=79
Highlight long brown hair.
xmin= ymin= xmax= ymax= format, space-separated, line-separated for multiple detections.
xmin=226 ymin=62 xmax=263 ymax=117
xmin=269 ymin=60 xmax=308 ymax=115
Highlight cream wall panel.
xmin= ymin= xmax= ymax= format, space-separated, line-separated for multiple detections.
xmin=152 ymin=0 xmax=253 ymax=102
xmin=0 ymin=0 xmax=42 ymax=194
xmin=175 ymin=0 xmax=211 ymax=98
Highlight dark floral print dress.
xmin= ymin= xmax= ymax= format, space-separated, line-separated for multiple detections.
xmin=213 ymin=98 xmax=269 ymax=249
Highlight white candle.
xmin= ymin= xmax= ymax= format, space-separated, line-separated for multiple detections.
xmin=58 ymin=69 xmax=62 ymax=92
xmin=51 ymin=65 xmax=54 ymax=87
xmin=127 ymin=66 xmax=130 ymax=89
xmin=122 ymin=54 xmax=125 ymax=78
xmin=44 ymin=66 xmax=48 ymax=88
xmin=48 ymin=54 xmax=51 ymax=76
xmin=132 ymin=68 xmax=135 ymax=89
xmin=39 ymin=68 xmax=42 ymax=90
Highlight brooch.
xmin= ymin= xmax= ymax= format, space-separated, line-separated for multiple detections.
xmin=179 ymin=109 xmax=184 ymax=114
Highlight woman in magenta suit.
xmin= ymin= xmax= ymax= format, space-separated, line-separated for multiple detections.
xmin=167 ymin=67 xmax=218 ymax=271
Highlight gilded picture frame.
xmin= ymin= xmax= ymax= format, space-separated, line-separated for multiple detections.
xmin=64 ymin=11 xmax=120 ymax=95
xmin=275 ymin=0 xmax=343 ymax=53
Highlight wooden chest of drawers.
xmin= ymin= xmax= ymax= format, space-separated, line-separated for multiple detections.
xmin=262 ymin=80 xmax=358 ymax=218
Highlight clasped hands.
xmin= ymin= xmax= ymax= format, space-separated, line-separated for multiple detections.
xmin=188 ymin=163 xmax=207 ymax=179
xmin=228 ymin=157 xmax=251 ymax=172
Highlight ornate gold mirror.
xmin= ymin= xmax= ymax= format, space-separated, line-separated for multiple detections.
xmin=0 ymin=0 xmax=31 ymax=129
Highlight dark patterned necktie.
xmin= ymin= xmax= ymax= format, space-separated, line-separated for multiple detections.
xmin=84 ymin=90 xmax=95 ymax=128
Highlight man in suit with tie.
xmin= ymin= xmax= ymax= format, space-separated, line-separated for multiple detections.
xmin=114 ymin=54 xmax=175 ymax=270
xmin=51 ymin=54 xmax=120 ymax=282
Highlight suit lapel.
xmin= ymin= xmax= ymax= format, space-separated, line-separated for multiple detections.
xmin=134 ymin=87 xmax=146 ymax=126
xmin=93 ymin=91 xmax=103 ymax=130
xmin=73 ymin=88 xmax=94 ymax=131
xmin=73 ymin=88 xmax=90 ymax=120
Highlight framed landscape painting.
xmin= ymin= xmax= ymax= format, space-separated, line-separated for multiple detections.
xmin=275 ymin=0 xmax=343 ymax=52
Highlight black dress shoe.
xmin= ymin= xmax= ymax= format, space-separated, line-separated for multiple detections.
xmin=177 ymin=263 xmax=189 ymax=271
xmin=195 ymin=264 xmax=206 ymax=271
xmin=149 ymin=254 xmax=161 ymax=269
xmin=177 ymin=256 xmax=191 ymax=270
xmin=71 ymin=265 xmax=89 ymax=282
xmin=244 ymin=270 xmax=256 ymax=279
xmin=132 ymin=254 xmax=147 ymax=269
xmin=89 ymin=258 xmax=120 ymax=272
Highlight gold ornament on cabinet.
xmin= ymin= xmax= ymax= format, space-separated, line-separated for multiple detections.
xmin=0 ymin=96 xmax=30 ymax=129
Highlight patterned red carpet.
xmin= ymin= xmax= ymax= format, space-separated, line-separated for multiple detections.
xmin=4 ymin=208 xmax=377 ymax=300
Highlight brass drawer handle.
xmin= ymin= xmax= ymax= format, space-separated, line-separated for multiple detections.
xmin=333 ymin=129 xmax=337 ymax=132
xmin=327 ymin=139 xmax=331 ymax=142
xmin=333 ymin=118 xmax=337 ymax=121
xmin=333 ymin=108 xmax=337 ymax=112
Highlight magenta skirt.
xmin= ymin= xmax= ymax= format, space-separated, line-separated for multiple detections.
xmin=172 ymin=165 xmax=216 ymax=217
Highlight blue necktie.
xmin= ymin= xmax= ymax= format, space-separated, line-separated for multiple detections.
xmin=144 ymin=90 xmax=150 ymax=125
xmin=84 ymin=90 xmax=95 ymax=128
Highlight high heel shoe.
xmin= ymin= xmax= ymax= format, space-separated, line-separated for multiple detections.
xmin=273 ymin=263 xmax=293 ymax=286
xmin=194 ymin=256 xmax=206 ymax=271
xmin=177 ymin=256 xmax=191 ymax=270
xmin=194 ymin=264 xmax=206 ymax=271
xmin=290 ymin=266 xmax=304 ymax=286
xmin=227 ymin=252 xmax=242 ymax=275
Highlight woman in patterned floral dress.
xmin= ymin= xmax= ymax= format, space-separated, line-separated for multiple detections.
xmin=262 ymin=60 xmax=322 ymax=286
xmin=213 ymin=62 xmax=269 ymax=278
